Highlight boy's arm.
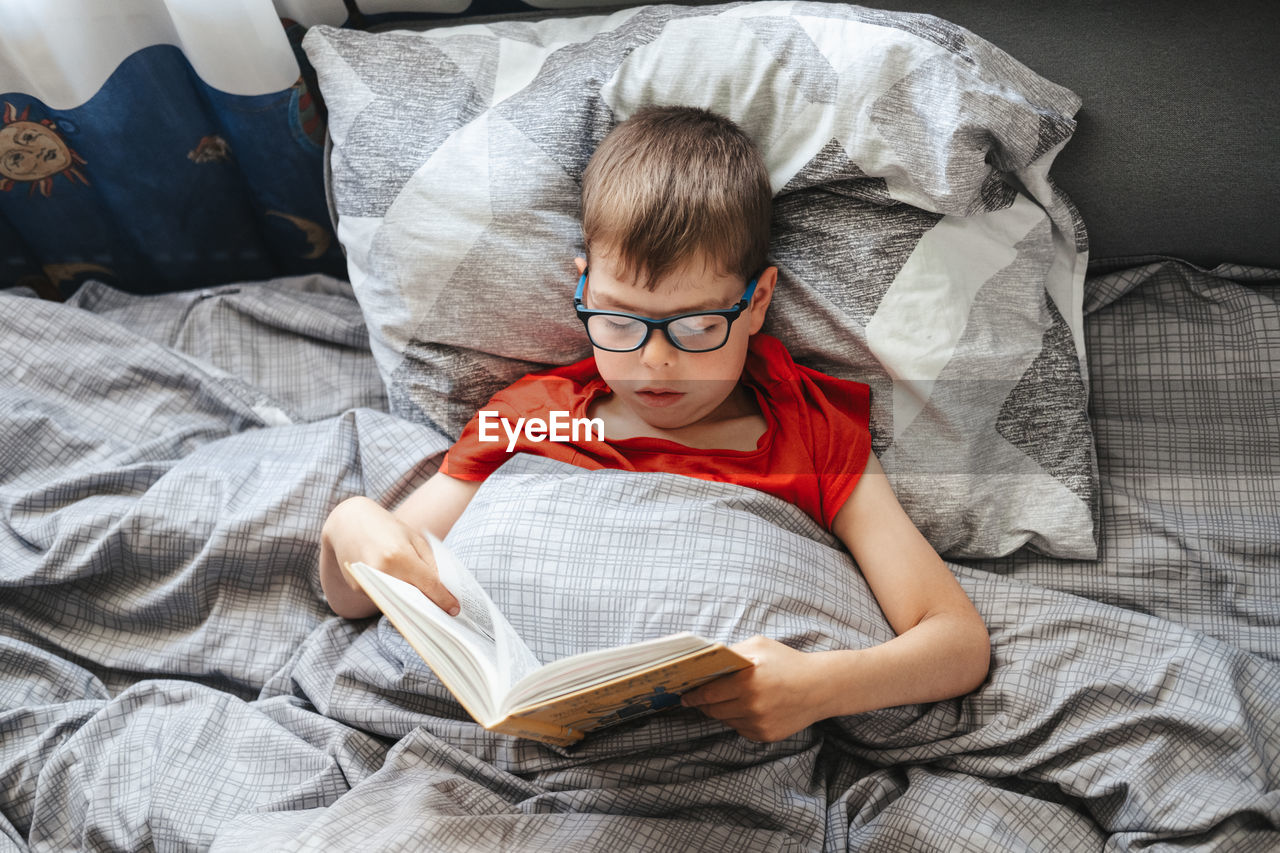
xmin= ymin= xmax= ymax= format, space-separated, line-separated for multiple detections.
xmin=681 ymin=454 xmax=990 ymax=741
xmin=319 ymin=471 xmax=483 ymax=619
xmin=819 ymin=452 xmax=991 ymax=708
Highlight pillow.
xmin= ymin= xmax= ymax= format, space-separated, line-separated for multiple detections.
xmin=302 ymin=1 xmax=1097 ymax=559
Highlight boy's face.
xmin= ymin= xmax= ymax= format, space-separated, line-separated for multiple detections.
xmin=575 ymin=249 xmax=776 ymax=432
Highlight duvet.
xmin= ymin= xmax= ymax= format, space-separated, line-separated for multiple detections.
xmin=1 ymin=273 xmax=1277 ymax=851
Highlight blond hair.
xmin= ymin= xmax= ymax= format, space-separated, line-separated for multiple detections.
xmin=581 ymin=106 xmax=771 ymax=290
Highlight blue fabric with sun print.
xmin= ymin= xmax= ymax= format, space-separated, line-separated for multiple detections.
xmin=0 ymin=22 xmax=344 ymax=297
xmin=0 ymin=2 xmax=604 ymax=297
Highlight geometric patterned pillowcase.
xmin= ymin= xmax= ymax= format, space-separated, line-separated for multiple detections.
xmin=302 ymin=1 xmax=1097 ymax=559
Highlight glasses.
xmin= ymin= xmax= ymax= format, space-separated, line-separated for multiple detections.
xmin=573 ymin=269 xmax=758 ymax=353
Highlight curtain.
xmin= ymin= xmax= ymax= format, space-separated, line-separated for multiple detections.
xmin=0 ymin=0 xmax=625 ymax=296
xmin=0 ymin=0 xmax=355 ymax=296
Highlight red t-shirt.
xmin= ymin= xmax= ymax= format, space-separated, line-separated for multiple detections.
xmin=441 ymin=333 xmax=872 ymax=529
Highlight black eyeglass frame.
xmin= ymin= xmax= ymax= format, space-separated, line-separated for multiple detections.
xmin=572 ymin=268 xmax=760 ymax=353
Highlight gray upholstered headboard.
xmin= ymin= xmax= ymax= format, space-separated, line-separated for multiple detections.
xmin=383 ymin=0 xmax=1278 ymax=270
xmin=864 ymin=0 xmax=1279 ymax=270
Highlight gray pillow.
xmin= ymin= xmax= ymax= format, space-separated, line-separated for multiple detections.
xmin=302 ymin=1 xmax=1098 ymax=559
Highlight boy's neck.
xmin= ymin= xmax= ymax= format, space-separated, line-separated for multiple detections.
xmin=588 ymin=382 xmax=766 ymax=451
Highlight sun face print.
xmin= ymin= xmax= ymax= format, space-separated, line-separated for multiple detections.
xmin=0 ymin=103 xmax=88 ymax=196
xmin=188 ymin=135 xmax=232 ymax=164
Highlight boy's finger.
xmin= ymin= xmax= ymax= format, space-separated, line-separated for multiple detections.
xmin=409 ymin=532 xmax=461 ymax=617
xmin=682 ymin=678 xmax=737 ymax=708
xmin=421 ymin=577 xmax=461 ymax=617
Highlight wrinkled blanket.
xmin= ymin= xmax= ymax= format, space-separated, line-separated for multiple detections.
xmin=1 ymin=276 xmax=1277 ymax=852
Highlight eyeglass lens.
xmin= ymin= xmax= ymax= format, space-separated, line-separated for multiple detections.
xmin=586 ymin=313 xmax=731 ymax=352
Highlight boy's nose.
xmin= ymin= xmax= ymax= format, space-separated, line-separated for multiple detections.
xmin=638 ymin=328 xmax=678 ymax=367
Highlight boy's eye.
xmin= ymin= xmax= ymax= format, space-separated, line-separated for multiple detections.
xmin=586 ymin=314 xmax=645 ymax=345
xmin=672 ymin=316 xmax=722 ymax=337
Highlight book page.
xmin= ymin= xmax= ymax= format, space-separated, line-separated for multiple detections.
xmin=345 ymin=561 xmax=503 ymax=721
xmin=424 ymin=532 xmax=542 ymax=693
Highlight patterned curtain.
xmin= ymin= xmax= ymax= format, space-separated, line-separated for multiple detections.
xmin=0 ymin=0 xmax=631 ymax=297
xmin=0 ymin=0 xmax=364 ymax=296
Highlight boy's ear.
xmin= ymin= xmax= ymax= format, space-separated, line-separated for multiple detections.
xmin=574 ymin=256 xmax=588 ymax=275
xmin=747 ymin=265 xmax=778 ymax=334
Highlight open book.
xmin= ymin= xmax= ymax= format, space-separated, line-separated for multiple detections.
xmin=344 ymin=533 xmax=752 ymax=746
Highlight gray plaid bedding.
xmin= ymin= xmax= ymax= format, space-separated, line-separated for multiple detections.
xmin=1 ymin=268 xmax=1277 ymax=851
xmin=959 ymin=259 xmax=1280 ymax=661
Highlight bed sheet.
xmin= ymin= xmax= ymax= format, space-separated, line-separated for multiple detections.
xmin=1 ymin=271 xmax=1277 ymax=851
xmin=958 ymin=260 xmax=1280 ymax=662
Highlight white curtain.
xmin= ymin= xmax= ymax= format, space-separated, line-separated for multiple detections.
xmin=0 ymin=0 xmax=349 ymax=108
xmin=0 ymin=0 xmax=626 ymax=111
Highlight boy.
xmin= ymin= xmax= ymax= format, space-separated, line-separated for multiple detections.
xmin=319 ymin=107 xmax=990 ymax=743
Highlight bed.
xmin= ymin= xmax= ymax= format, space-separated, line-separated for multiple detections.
xmin=2 ymin=2 xmax=1277 ymax=851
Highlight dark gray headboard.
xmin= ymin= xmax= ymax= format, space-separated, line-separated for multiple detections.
xmin=866 ymin=0 xmax=1279 ymax=269
xmin=382 ymin=0 xmax=1279 ymax=271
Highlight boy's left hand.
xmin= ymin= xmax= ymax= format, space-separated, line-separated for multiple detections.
xmin=680 ymin=635 xmax=826 ymax=743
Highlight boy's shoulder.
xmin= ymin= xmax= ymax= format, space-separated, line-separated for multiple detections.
xmin=747 ymin=334 xmax=870 ymax=398
xmin=746 ymin=334 xmax=871 ymax=435
xmin=490 ymin=353 xmax=604 ymax=410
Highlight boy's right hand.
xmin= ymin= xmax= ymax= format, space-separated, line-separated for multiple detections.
xmin=320 ymin=496 xmax=461 ymax=618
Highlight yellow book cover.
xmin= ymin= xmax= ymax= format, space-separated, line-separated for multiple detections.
xmin=345 ymin=533 xmax=752 ymax=747
xmin=497 ymin=643 xmax=751 ymax=744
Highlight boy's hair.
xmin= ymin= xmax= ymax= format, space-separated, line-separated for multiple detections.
xmin=581 ymin=106 xmax=771 ymax=290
